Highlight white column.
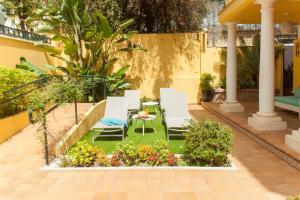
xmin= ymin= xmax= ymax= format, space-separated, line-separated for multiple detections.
xmin=220 ymin=22 xmax=244 ymax=112
xmin=248 ymin=0 xmax=287 ymax=130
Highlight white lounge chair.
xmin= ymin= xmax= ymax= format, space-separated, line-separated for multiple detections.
xmin=91 ymin=96 xmax=128 ymax=141
xmin=160 ymin=88 xmax=176 ymax=110
xmin=164 ymin=92 xmax=191 ymax=141
xmin=125 ymin=90 xmax=141 ymax=113
xmin=160 ymin=88 xmax=176 ymax=119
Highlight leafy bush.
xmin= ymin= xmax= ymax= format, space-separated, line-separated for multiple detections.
xmin=96 ymin=150 xmax=109 ymax=167
xmin=287 ymin=194 xmax=300 ymax=200
xmin=200 ymin=73 xmax=215 ymax=92
xmin=0 ymin=67 xmax=38 ymax=119
xmin=139 ymin=145 xmax=154 ymax=162
xmin=147 ymin=152 xmax=162 ymax=166
xmin=68 ymin=141 xmax=104 ymax=167
xmin=152 ymin=140 xmax=169 ymax=162
xmin=111 ymin=152 xmax=123 ymax=167
xmin=115 ymin=142 xmax=140 ymax=166
xmin=167 ymin=154 xmax=178 ymax=166
xmin=184 ymin=120 xmax=233 ymax=166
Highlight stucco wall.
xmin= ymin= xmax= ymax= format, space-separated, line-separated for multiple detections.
xmin=0 ymin=33 xmax=226 ymax=103
xmin=0 ymin=111 xmax=29 ymax=144
xmin=0 ymin=35 xmax=54 ymax=68
xmin=118 ymin=33 xmax=225 ymax=103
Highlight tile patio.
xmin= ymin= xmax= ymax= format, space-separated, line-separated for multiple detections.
xmin=0 ymin=104 xmax=299 ymax=199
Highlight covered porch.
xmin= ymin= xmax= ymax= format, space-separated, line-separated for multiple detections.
xmin=218 ymin=0 xmax=300 ymax=155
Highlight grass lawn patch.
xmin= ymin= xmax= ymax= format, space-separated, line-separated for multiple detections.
xmin=80 ymin=111 xmax=185 ymax=154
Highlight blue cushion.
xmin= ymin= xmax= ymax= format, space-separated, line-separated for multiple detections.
xmin=294 ymin=88 xmax=300 ymax=98
xmin=100 ymin=118 xmax=127 ymax=126
xmin=275 ymin=96 xmax=299 ymax=107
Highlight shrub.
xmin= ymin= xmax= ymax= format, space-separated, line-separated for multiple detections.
xmin=68 ymin=141 xmax=104 ymax=167
xmin=96 ymin=150 xmax=109 ymax=167
xmin=116 ymin=142 xmax=140 ymax=166
xmin=287 ymin=194 xmax=300 ymax=200
xmin=0 ymin=67 xmax=38 ymax=119
xmin=184 ymin=120 xmax=233 ymax=166
xmin=147 ymin=152 xmax=162 ymax=166
xmin=152 ymin=140 xmax=169 ymax=162
xmin=167 ymin=154 xmax=178 ymax=166
xmin=200 ymin=73 xmax=215 ymax=92
xmin=111 ymin=152 xmax=123 ymax=167
xmin=139 ymin=145 xmax=154 ymax=162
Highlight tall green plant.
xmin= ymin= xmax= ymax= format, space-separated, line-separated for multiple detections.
xmin=237 ymin=34 xmax=260 ymax=89
xmin=29 ymin=78 xmax=86 ymax=164
xmin=200 ymin=73 xmax=215 ymax=92
xmin=237 ymin=34 xmax=283 ymax=89
xmin=27 ymin=0 xmax=144 ymax=94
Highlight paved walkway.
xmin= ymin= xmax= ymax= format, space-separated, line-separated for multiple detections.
xmin=0 ymin=104 xmax=299 ymax=200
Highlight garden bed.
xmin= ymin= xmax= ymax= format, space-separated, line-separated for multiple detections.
xmin=42 ymin=156 xmax=237 ymax=171
xmin=48 ymin=119 xmax=234 ymax=169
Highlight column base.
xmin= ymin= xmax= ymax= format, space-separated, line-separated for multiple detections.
xmin=285 ymin=129 xmax=300 ymax=153
xmin=220 ymin=102 xmax=245 ymax=113
xmin=248 ymin=114 xmax=287 ymax=131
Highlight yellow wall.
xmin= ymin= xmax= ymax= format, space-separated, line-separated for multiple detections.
xmin=0 ymin=35 xmax=54 ymax=68
xmin=294 ymin=39 xmax=300 ymax=89
xmin=0 ymin=33 xmax=226 ymax=103
xmin=118 ymin=33 xmax=225 ymax=103
xmin=0 ymin=111 xmax=29 ymax=144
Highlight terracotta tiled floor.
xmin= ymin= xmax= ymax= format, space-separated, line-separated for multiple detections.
xmin=0 ymin=104 xmax=299 ymax=200
xmin=202 ymin=102 xmax=300 ymax=163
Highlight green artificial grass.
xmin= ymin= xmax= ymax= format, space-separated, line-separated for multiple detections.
xmin=79 ymin=108 xmax=185 ymax=154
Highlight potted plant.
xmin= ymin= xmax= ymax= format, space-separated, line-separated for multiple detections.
xmin=200 ymin=73 xmax=216 ymax=102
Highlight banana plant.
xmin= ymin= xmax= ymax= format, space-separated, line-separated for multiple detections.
xmin=27 ymin=0 xmax=145 ymax=94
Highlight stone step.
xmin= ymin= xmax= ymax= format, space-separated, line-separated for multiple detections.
xmin=285 ymin=134 xmax=300 ymax=154
xmin=292 ymin=130 xmax=300 ymax=140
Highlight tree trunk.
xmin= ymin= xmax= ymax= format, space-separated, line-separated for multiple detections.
xmin=18 ymin=15 xmax=26 ymax=30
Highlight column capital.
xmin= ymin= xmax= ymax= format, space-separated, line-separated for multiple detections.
xmin=226 ymin=22 xmax=237 ymax=30
xmin=255 ymin=0 xmax=276 ymax=9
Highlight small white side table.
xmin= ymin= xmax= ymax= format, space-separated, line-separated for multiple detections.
xmin=132 ymin=114 xmax=156 ymax=136
xmin=142 ymin=101 xmax=159 ymax=115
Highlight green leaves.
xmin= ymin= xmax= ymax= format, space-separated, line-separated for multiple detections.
xmin=184 ymin=120 xmax=233 ymax=166
xmin=16 ymin=57 xmax=47 ymax=76
xmin=34 ymin=42 xmax=62 ymax=55
xmin=95 ymin=11 xmax=113 ymax=38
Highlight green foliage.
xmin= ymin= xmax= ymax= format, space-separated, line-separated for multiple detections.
xmin=200 ymin=73 xmax=215 ymax=92
xmin=184 ymin=120 xmax=233 ymax=166
xmin=112 ymin=140 xmax=171 ymax=166
xmin=237 ymin=34 xmax=283 ymax=89
xmin=68 ymin=141 xmax=105 ymax=167
xmin=101 ymin=0 xmax=210 ymax=33
xmin=0 ymin=66 xmax=38 ymax=119
xmin=152 ymin=140 xmax=169 ymax=162
xmin=287 ymin=194 xmax=300 ymax=200
xmin=28 ymin=0 xmax=144 ymax=95
xmin=0 ymin=0 xmax=40 ymax=29
xmin=167 ymin=154 xmax=178 ymax=166
xmin=96 ymin=150 xmax=109 ymax=167
xmin=16 ymin=57 xmax=47 ymax=76
xmin=146 ymin=152 xmax=162 ymax=166
xmin=138 ymin=144 xmax=154 ymax=162
xmin=219 ymin=78 xmax=226 ymax=89
xmin=16 ymin=57 xmax=59 ymax=77
xmin=110 ymin=153 xmax=123 ymax=167
xmin=115 ymin=141 xmax=140 ymax=166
